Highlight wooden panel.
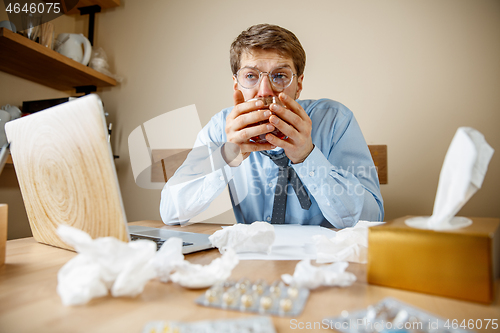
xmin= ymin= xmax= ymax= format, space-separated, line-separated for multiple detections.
xmin=63 ymin=0 xmax=120 ymax=14
xmin=368 ymin=145 xmax=388 ymax=184
xmin=4 ymin=95 xmax=128 ymax=251
xmin=0 ymin=28 xmax=117 ymax=91
xmin=0 ymin=204 xmax=7 ymax=266
xmin=151 ymin=149 xmax=191 ymax=183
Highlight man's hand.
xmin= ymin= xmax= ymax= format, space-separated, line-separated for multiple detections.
xmin=223 ymin=90 xmax=276 ymax=167
xmin=265 ymin=93 xmax=314 ymax=164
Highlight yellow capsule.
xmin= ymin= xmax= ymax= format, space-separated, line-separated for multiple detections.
xmin=260 ymin=296 xmax=273 ymax=310
xmin=204 ymin=288 xmax=218 ymax=303
xmin=280 ymin=298 xmax=293 ymax=312
xmin=252 ymin=283 xmax=264 ymax=295
xmin=270 ymin=281 xmax=283 ymax=297
xmin=240 ymin=294 xmax=254 ymax=308
xmin=287 ymin=286 xmax=299 ymax=299
xmin=235 ymin=278 xmax=250 ymax=293
xmin=222 ymin=290 xmax=236 ymax=305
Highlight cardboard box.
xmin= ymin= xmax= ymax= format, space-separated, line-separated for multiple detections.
xmin=0 ymin=204 xmax=7 ymax=266
xmin=367 ymin=216 xmax=500 ymax=304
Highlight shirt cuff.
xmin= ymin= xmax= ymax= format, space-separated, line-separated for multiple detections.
xmin=210 ymin=144 xmax=235 ymax=183
xmin=291 ymin=145 xmax=330 ymax=179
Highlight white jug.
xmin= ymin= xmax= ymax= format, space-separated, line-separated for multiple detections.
xmin=55 ymin=33 xmax=92 ymax=66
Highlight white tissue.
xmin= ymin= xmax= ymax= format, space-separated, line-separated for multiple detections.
xmin=406 ymin=127 xmax=494 ymax=230
xmin=209 ymin=221 xmax=275 ymax=254
xmin=281 ymin=260 xmax=356 ymax=289
xmin=149 ymin=237 xmax=185 ymax=283
xmin=312 ymin=221 xmax=382 ymax=264
xmin=56 ymin=226 xmax=240 ymax=305
xmin=170 ymin=248 xmax=239 ymax=288
xmin=56 ymin=225 xmax=157 ymax=306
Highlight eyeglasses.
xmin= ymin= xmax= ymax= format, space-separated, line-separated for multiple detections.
xmin=235 ymin=66 xmax=297 ymax=91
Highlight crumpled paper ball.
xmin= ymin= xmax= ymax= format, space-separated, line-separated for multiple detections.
xmin=56 ymin=225 xmax=239 ymax=306
xmin=170 ymin=248 xmax=239 ymax=288
xmin=209 ymin=221 xmax=275 ymax=254
xmin=56 ymin=225 xmax=157 ymax=306
xmin=281 ymin=259 xmax=356 ymax=289
xmin=313 ymin=221 xmax=383 ymax=264
xmin=150 ymin=237 xmax=185 ymax=283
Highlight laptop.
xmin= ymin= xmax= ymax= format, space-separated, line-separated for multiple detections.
xmin=5 ymin=94 xmax=213 ymax=254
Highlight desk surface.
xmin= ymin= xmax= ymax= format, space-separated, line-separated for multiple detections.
xmin=1 ymin=221 xmax=499 ymax=333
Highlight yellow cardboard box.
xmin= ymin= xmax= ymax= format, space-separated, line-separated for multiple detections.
xmin=367 ymin=216 xmax=500 ymax=303
xmin=0 ymin=204 xmax=7 ymax=266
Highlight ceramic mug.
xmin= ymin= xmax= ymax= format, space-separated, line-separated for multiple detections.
xmin=1 ymin=104 xmax=21 ymax=120
xmin=0 ymin=20 xmax=16 ymax=33
xmin=55 ymin=33 xmax=92 ymax=66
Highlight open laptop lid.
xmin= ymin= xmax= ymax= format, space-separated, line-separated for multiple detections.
xmin=5 ymin=94 xmax=129 ymax=250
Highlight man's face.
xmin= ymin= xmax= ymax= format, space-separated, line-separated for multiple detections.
xmin=233 ymin=49 xmax=304 ymax=101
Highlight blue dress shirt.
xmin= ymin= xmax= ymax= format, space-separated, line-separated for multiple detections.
xmin=160 ymin=99 xmax=384 ymax=228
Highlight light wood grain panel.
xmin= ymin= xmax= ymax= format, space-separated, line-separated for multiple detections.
xmin=4 ymin=95 xmax=128 ymax=251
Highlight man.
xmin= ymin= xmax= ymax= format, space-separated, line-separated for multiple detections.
xmin=160 ymin=24 xmax=384 ymax=228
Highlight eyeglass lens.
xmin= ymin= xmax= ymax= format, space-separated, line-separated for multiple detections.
xmin=237 ymin=67 xmax=294 ymax=91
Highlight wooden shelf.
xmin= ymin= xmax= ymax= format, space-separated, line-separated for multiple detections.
xmin=63 ymin=0 xmax=120 ymax=15
xmin=0 ymin=28 xmax=117 ymax=91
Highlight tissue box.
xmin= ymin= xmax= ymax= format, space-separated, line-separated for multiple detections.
xmin=367 ymin=216 xmax=500 ymax=304
xmin=0 ymin=204 xmax=7 ymax=266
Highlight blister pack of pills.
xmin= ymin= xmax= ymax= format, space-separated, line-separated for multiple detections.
xmin=325 ymin=297 xmax=472 ymax=333
xmin=142 ymin=316 xmax=276 ymax=333
xmin=195 ymin=278 xmax=309 ymax=317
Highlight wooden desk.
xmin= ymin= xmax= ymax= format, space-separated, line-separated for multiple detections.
xmin=0 ymin=221 xmax=499 ymax=333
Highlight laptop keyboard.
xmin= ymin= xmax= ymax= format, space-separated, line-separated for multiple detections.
xmin=130 ymin=234 xmax=193 ymax=251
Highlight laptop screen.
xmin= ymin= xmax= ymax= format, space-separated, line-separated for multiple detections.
xmin=5 ymin=95 xmax=129 ymax=250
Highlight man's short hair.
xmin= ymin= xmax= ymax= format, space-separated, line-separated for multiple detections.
xmin=230 ymin=24 xmax=306 ymax=76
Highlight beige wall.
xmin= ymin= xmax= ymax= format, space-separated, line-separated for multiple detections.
xmin=1 ymin=0 xmax=499 ymax=238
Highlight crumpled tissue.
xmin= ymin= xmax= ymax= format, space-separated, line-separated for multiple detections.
xmin=56 ymin=225 xmax=239 ymax=306
xmin=281 ymin=260 xmax=356 ymax=289
xmin=150 ymin=237 xmax=185 ymax=283
xmin=56 ymin=225 xmax=157 ymax=306
xmin=209 ymin=221 xmax=275 ymax=254
xmin=406 ymin=127 xmax=494 ymax=230
xmin=170 ymin=248 xmax=239 ymax=289
xmin=312 ymin=221 xmax=383 ymax=264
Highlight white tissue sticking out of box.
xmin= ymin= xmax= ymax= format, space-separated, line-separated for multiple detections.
xmin=313 ymin=221 xmax=384 ymax=264
xmin=281 ymin=259 xmax=356 ymax=289
xmin=406 ymin=127 xmax=494 ymax=230
xmin=209 ymin=221 xmax=275 ymax=254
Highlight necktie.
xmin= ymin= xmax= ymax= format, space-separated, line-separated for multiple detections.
xmin=260 ymin=151 xmax=311 ymax=224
